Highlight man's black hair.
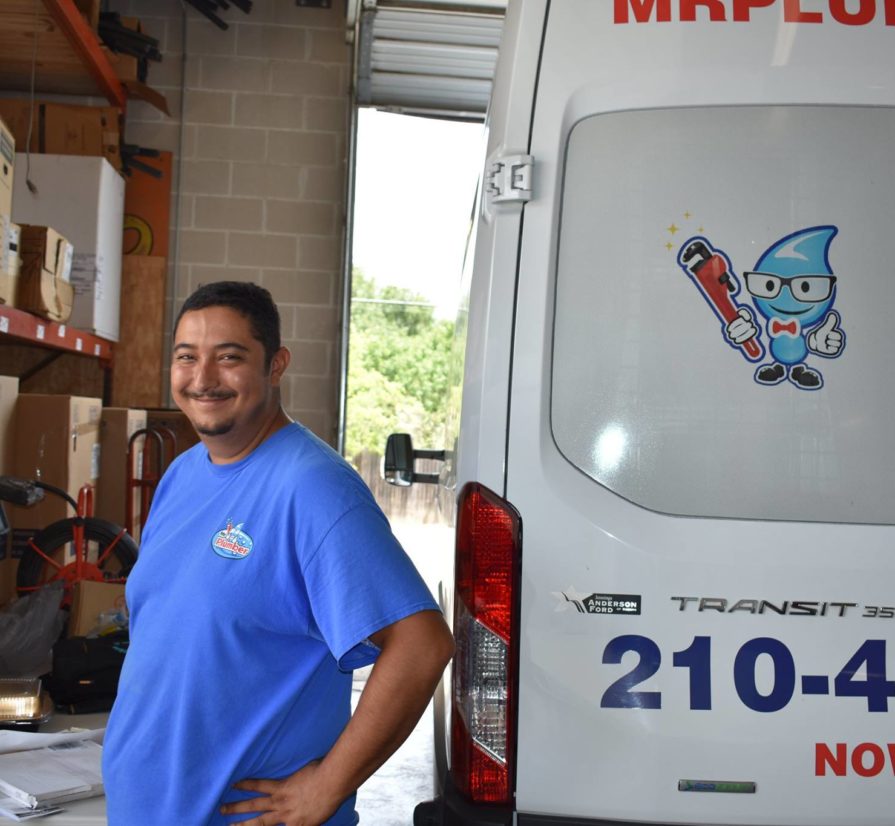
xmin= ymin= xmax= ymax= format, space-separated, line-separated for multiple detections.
xmin=174 ymin=281 xmax=281 ymax=368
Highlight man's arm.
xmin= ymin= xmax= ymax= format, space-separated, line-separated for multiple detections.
xmin=220 ymin=609 xmax=455 ymax=826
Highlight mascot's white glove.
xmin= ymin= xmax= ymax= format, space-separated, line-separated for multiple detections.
xmin=808 ymin=311 xmax=843 ymax=356
xmin=726 ymin=307 xmax=758 ymax=345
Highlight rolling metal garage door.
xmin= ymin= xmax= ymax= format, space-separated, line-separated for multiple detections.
xmin=347 ymin=0 xmax=506 ymax=120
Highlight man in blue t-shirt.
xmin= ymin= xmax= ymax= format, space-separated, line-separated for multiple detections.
xmin=102 ymin=281 xmax=455 ymax=825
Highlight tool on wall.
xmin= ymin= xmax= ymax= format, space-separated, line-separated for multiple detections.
xmin=98 ymin=13 xmax=163 ymax=84
xmin=182 ymin=0 xmax=254 ymax=31
xmin=121 ymin=143 xmax=163 ymax=179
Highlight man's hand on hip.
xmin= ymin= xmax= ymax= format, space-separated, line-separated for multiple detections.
xmin=220 ymin=759 xmax=337 ymax=826
xmin=220 ymin=609 xmax=454 ymax=825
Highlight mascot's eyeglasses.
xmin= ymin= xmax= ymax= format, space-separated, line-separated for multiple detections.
xmin=743 ymin=272 xmax=837 ymax=303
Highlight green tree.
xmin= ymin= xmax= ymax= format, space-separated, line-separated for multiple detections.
xmin=344 ymin=271 xmax=453 ymax=460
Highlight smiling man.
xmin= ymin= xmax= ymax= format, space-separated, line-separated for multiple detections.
xmin=102 ymin=281 xmax=454 ymax=826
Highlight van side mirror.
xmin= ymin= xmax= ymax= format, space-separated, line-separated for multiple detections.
xmin=383 ymin=433 xmax=446 ymax=486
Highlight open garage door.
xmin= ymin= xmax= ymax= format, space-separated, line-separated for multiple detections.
xmin=347 ymin=0 xmax=506 ymax=120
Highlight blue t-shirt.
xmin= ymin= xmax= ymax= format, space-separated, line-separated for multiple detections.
xmin=102 ymin=423 xmax=438 ymax=825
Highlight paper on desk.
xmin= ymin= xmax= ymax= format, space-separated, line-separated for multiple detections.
xmin=0 ymin=741 xmax=103 ymax=809
xmin=0 ymin=728 xmax=104 ymax=756
xmin=0 ymin=797 xmax=64 ymax=820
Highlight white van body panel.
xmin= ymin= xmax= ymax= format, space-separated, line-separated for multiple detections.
xmin=470 ymin=2 xmax=895 ymax=824
xmin=454 ymin=0 xmax=546 ymax=496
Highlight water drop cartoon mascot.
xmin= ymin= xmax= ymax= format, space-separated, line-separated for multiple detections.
xmin=725 ymin=226 xmax=845 ymax=390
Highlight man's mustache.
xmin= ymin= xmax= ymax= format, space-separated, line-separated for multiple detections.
xmin=184 ymin=391 xmax=235 ymax=400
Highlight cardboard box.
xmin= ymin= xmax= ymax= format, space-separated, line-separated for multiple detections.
xmin=9 ymin=394 xmax=102 ymax=534
xmin=0 ymin=220 xmax=19 ymax=306
xmin=0 ymin=100 xmax=120 ymax=172
xmin=124 ymin=152 xmax=172 ymax=258
xmin=17 ymin=225 xmax=74 ymax=323
xmin=0 ymin=377 xmax=19 ymax=606
xmin=145 ymin=409 xmax=200 ymax=458
xmin=100 ymin=47 xmax=139 ymax=84
xmin=111 ymin=256 xmax=165 ymax=408
xmin=0 ymin=533 xmax=15 ymax=607
xmin=96 ymin=408 xmax=146 ymax=542
xmin=12 ymin=155 xmax=124 ymax=341
xmin=0 ymin=375 xmax=18 ymax=476
xmin=68 ymin=580 xmax=127 ymax=638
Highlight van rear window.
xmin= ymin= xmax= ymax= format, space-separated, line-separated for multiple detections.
xmin=551 ymin=105 xmax=895 ymax=524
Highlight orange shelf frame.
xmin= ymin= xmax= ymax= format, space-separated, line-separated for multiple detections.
xmin=0 ymin=304 xmax=113 ymax=366
xmin=43 ymin=0 xmax=126 ymax=109
xmin=0 ymin=0 xmax=126 ymax=109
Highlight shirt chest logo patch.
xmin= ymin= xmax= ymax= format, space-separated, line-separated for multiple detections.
xmin=211 ymin=519 xmax=254 ymax=560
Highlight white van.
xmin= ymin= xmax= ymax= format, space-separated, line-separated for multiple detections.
xmin=386 ymin=1 xmax=895 ymax=824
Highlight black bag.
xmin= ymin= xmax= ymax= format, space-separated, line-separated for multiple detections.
xmin=46 ymin=632 xmax=129 ymax=713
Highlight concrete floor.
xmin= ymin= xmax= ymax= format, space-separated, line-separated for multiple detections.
xmin=353 ymin=686 xmax=436 ymax=825
xmin=353 ymin=519 xmax=453 ymax=825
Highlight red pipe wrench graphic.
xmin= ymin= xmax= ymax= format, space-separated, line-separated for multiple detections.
xmin=678 ymin=237 xmax=764 ymax=362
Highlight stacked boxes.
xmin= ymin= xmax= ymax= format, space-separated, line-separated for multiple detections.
xmin=0 ymin=221 xmax=20 ymax=306
xmin=0 ymin=392 xmax=207 ymax=604
xmin=0 ymin=117 xmax=15 ymax=308
xmin=0 ymin=395 xmax=161 ymax=602
xmin=0 ymin=100 xmax=121 ymax=172
xmin=9 ymin=394 xmax=103 ymax=537
xmin=12 ymin=154 xmax=124 ymax=341
xmin=0 ymin=117 xmax=12 ymax=221
xmin=17 ymin=225 xmax=74 ymax=322
xmin=96 ymin=407 xmax=147 ymax=543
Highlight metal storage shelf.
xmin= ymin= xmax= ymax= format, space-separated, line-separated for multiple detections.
xmin=0 ymin=0 xmax=126 ymax=109
xmin=0 ymin=0 xmax=121 ymax=384
xmin=0 ymin=305 xmax=113 ymax=366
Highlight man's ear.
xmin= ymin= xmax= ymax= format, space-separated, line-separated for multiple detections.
xmin=269 ymin=347 xmax=291 ymax=386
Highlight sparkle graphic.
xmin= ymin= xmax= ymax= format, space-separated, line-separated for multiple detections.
xmin=663 ymin=213 xmax=703 ymax=253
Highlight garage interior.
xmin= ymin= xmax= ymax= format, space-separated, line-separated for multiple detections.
xmin=0 ymin=0 xmax=503 ymax=820
xmin=0 ymin=0 xmax=505 ymax=594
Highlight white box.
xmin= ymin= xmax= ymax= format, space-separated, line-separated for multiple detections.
xmin=0 ymin=218 xmax=19 ymax=307
xmin=12 ymin=154 xmax=123 ymax=341
xmin=0 ymin=117 xmax=13 ymax=220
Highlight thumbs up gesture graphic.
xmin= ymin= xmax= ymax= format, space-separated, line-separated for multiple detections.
xmin=808 ymin=311 xmax=844 ymax=356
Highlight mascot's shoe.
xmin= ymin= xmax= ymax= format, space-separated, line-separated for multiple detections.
xmin=755 ymin=363 xmax=786 ymax=385
xmin=789 ymin=364 xmax=822 ymax=389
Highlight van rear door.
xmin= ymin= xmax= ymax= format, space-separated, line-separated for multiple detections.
xmin=505 ymin=2 xmax=895 ymax=824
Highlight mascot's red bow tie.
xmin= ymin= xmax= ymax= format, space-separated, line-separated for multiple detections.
xmin=770 ymin=318 xmax=799 ymax=336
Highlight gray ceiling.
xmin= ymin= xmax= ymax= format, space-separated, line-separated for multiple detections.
xmin=347 ymin=0 xmax=507 ymax=120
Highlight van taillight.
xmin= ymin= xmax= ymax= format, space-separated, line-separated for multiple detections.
xmin=451 ymin=482 xmax=521 ymax=806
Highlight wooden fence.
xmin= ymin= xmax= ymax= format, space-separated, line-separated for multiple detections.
xmin=351 ymin=450 xmax=442 ymax=523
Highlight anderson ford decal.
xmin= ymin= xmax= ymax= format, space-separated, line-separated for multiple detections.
xmin=553 ymin=588 xmax=642 ymax=615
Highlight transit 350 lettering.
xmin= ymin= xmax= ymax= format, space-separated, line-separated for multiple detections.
xmin=671 ymin=597 xmax=895 ymax=617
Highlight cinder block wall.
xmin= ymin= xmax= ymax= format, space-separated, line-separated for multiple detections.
xmin=118 ymin=0 xmax=350 ymax=445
